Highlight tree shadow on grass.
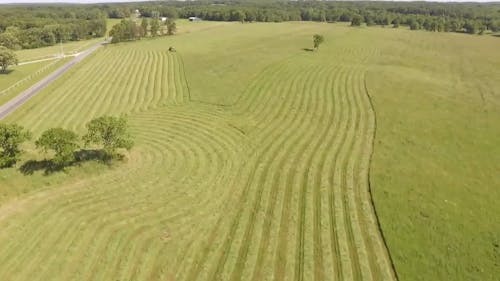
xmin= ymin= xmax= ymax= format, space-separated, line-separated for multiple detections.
xmin=0 ymin=69 xmax=14 ymax=75
xmin=19 ymin=159 xmax=64 ymax=175
xmin=19 ymin=149 xmax=122 ymax=176
xmin=74 ymin=149 xmax=125 ymax=163
xmin=302 ymin=48 xmax=314 ymax=52
xmin=74 ymin=149 xmax=112 ymax=163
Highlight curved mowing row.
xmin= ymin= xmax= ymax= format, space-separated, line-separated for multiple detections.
xmin=8 ymin=48 xmax=189 ymax=134
xmin=0 ymin=43 xmax=396 ymax=281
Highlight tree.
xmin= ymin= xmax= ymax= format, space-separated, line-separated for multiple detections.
xmin=313 ymin=34 xmax=324 ymax=50
xmin=392 ymin=19 xmax=400 ymax=28
xmin=463 ymin=21 xmax=477 ymax=34
xmin=166 ymin=19 xmax=177 ymax=35
xmin=83 ymin=115 xmax=133 ymax=157
xmin=150 ymin=18 xmax=160 ymax=37
xmin=381 ymin=16 xmax=392 ymax=27
xmin=35 ymin=128 xmax=79 ymax=166
xmin=365 ymin=16 xmax=375 ymax=26
xmin=488 ymin=20 xmax=500 ymax=32
xmin=445 ymin=20 xmax=461 ymax=32
xmin=109 ymin=19 xmax=141 ymax=43
xmin=0 ymin=46 xmax=18 ymax=73
xmin=245 ymin=10 xmax=256 ymax=22
xmin=232 ymin=10 xmax=245 ymax=23
xmin=159 ymin=7 xmax=178 ymax=19
xmin=0 ymin=32 xmax=20 ymax=50
xmin=478 ymin=25 xmax=486 ymax=35
xmin=409 ymin=19 xmax=420 ymax=30
xmin=0 ymin=123 xmax=31 ymax=168
xmin=319 ymin=11 xmax=327 ymax=23
xmin=140 ymin=17 xmax=149 ymax=37
xmin=351 ymin=15 xmax=362 ymax=26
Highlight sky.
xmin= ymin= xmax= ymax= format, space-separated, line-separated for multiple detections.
xmin=0 ymin=0 xmax=147 ymax=3
xmin=0 ymin=0 xmax=497 ymax=3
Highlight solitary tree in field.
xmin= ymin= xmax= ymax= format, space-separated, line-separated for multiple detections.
xmin=313 ymin=34 xmax=324 ymax=51
xmin=0 ymin=123 xmax=31 ymax=168
xmin=0 ymin=46 xmax=18 ymax=73
xmin=166 ymin=19 xmax=177 ymax=35
xmin=36 ymin=128 xmax=79 ymax=166
xmin=83 ymin=115 xmax=133 ymax=158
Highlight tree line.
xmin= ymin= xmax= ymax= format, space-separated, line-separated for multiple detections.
xmin=0 ymin=116 xmax=133 ymax=173
xmin=107 ymin=5 xmax=178 ymax=21
xmin=125 ymin=1 xmax=500 ymax=35
xmin=1 ymin=1 xmax=497 ymax=52
xmin=0 ymin=6 xmax=107 ymax=50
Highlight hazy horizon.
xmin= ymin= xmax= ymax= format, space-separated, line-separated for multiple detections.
xmin=0 ymin=0 xmax=498 ymax=4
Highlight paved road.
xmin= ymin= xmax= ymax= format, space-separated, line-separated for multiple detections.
xmin=0 ymin=40 xmax=108 ymax=120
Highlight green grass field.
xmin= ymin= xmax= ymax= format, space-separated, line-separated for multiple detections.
xmin=0 ymin=20 xmax=117 ymax=106
xmin=14 ymin=38 xmax=105 ymax=63
xmin=12 ymin=18 xmax=123 ymax=63
xmin=0 ymin=19 xmax=219 ymax=108
xmin=0 ymin=22 xmax=498 ymax=281
xmin=0 ymin=59 xmax=71 ymax=106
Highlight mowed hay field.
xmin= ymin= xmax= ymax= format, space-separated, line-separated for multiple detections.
xmin=0 ymin=22 xmax=498 ymax=281
xmin=0 ymin=21 xmax=114 ymax=106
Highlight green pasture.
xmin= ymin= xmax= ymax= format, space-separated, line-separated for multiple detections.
xmin=0 ymin=21 xmax=498 ymax=281
xmin=0 ymin=19 xmax=120 ymax=106
xmin=0 ymin=59 xmax=70 ymax=106
xmin=14 ymin=38 xmax=105 ymax=63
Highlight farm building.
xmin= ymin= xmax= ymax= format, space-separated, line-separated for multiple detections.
xmin=161 ymin=17 xmax=168 ymax=22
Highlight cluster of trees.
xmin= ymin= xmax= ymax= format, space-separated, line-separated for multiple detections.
xmin=0 ymin=116 xmax=133 ymax=170
xmin=144 ymin=17 xmax=177 ymax=37
xmin=0 ymin=6 xmax=106 ymax=50
xmin=109 ymin=20 xmax=141 ymax=43
xmin=110 ymin=18 xmax=176 ymax=43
